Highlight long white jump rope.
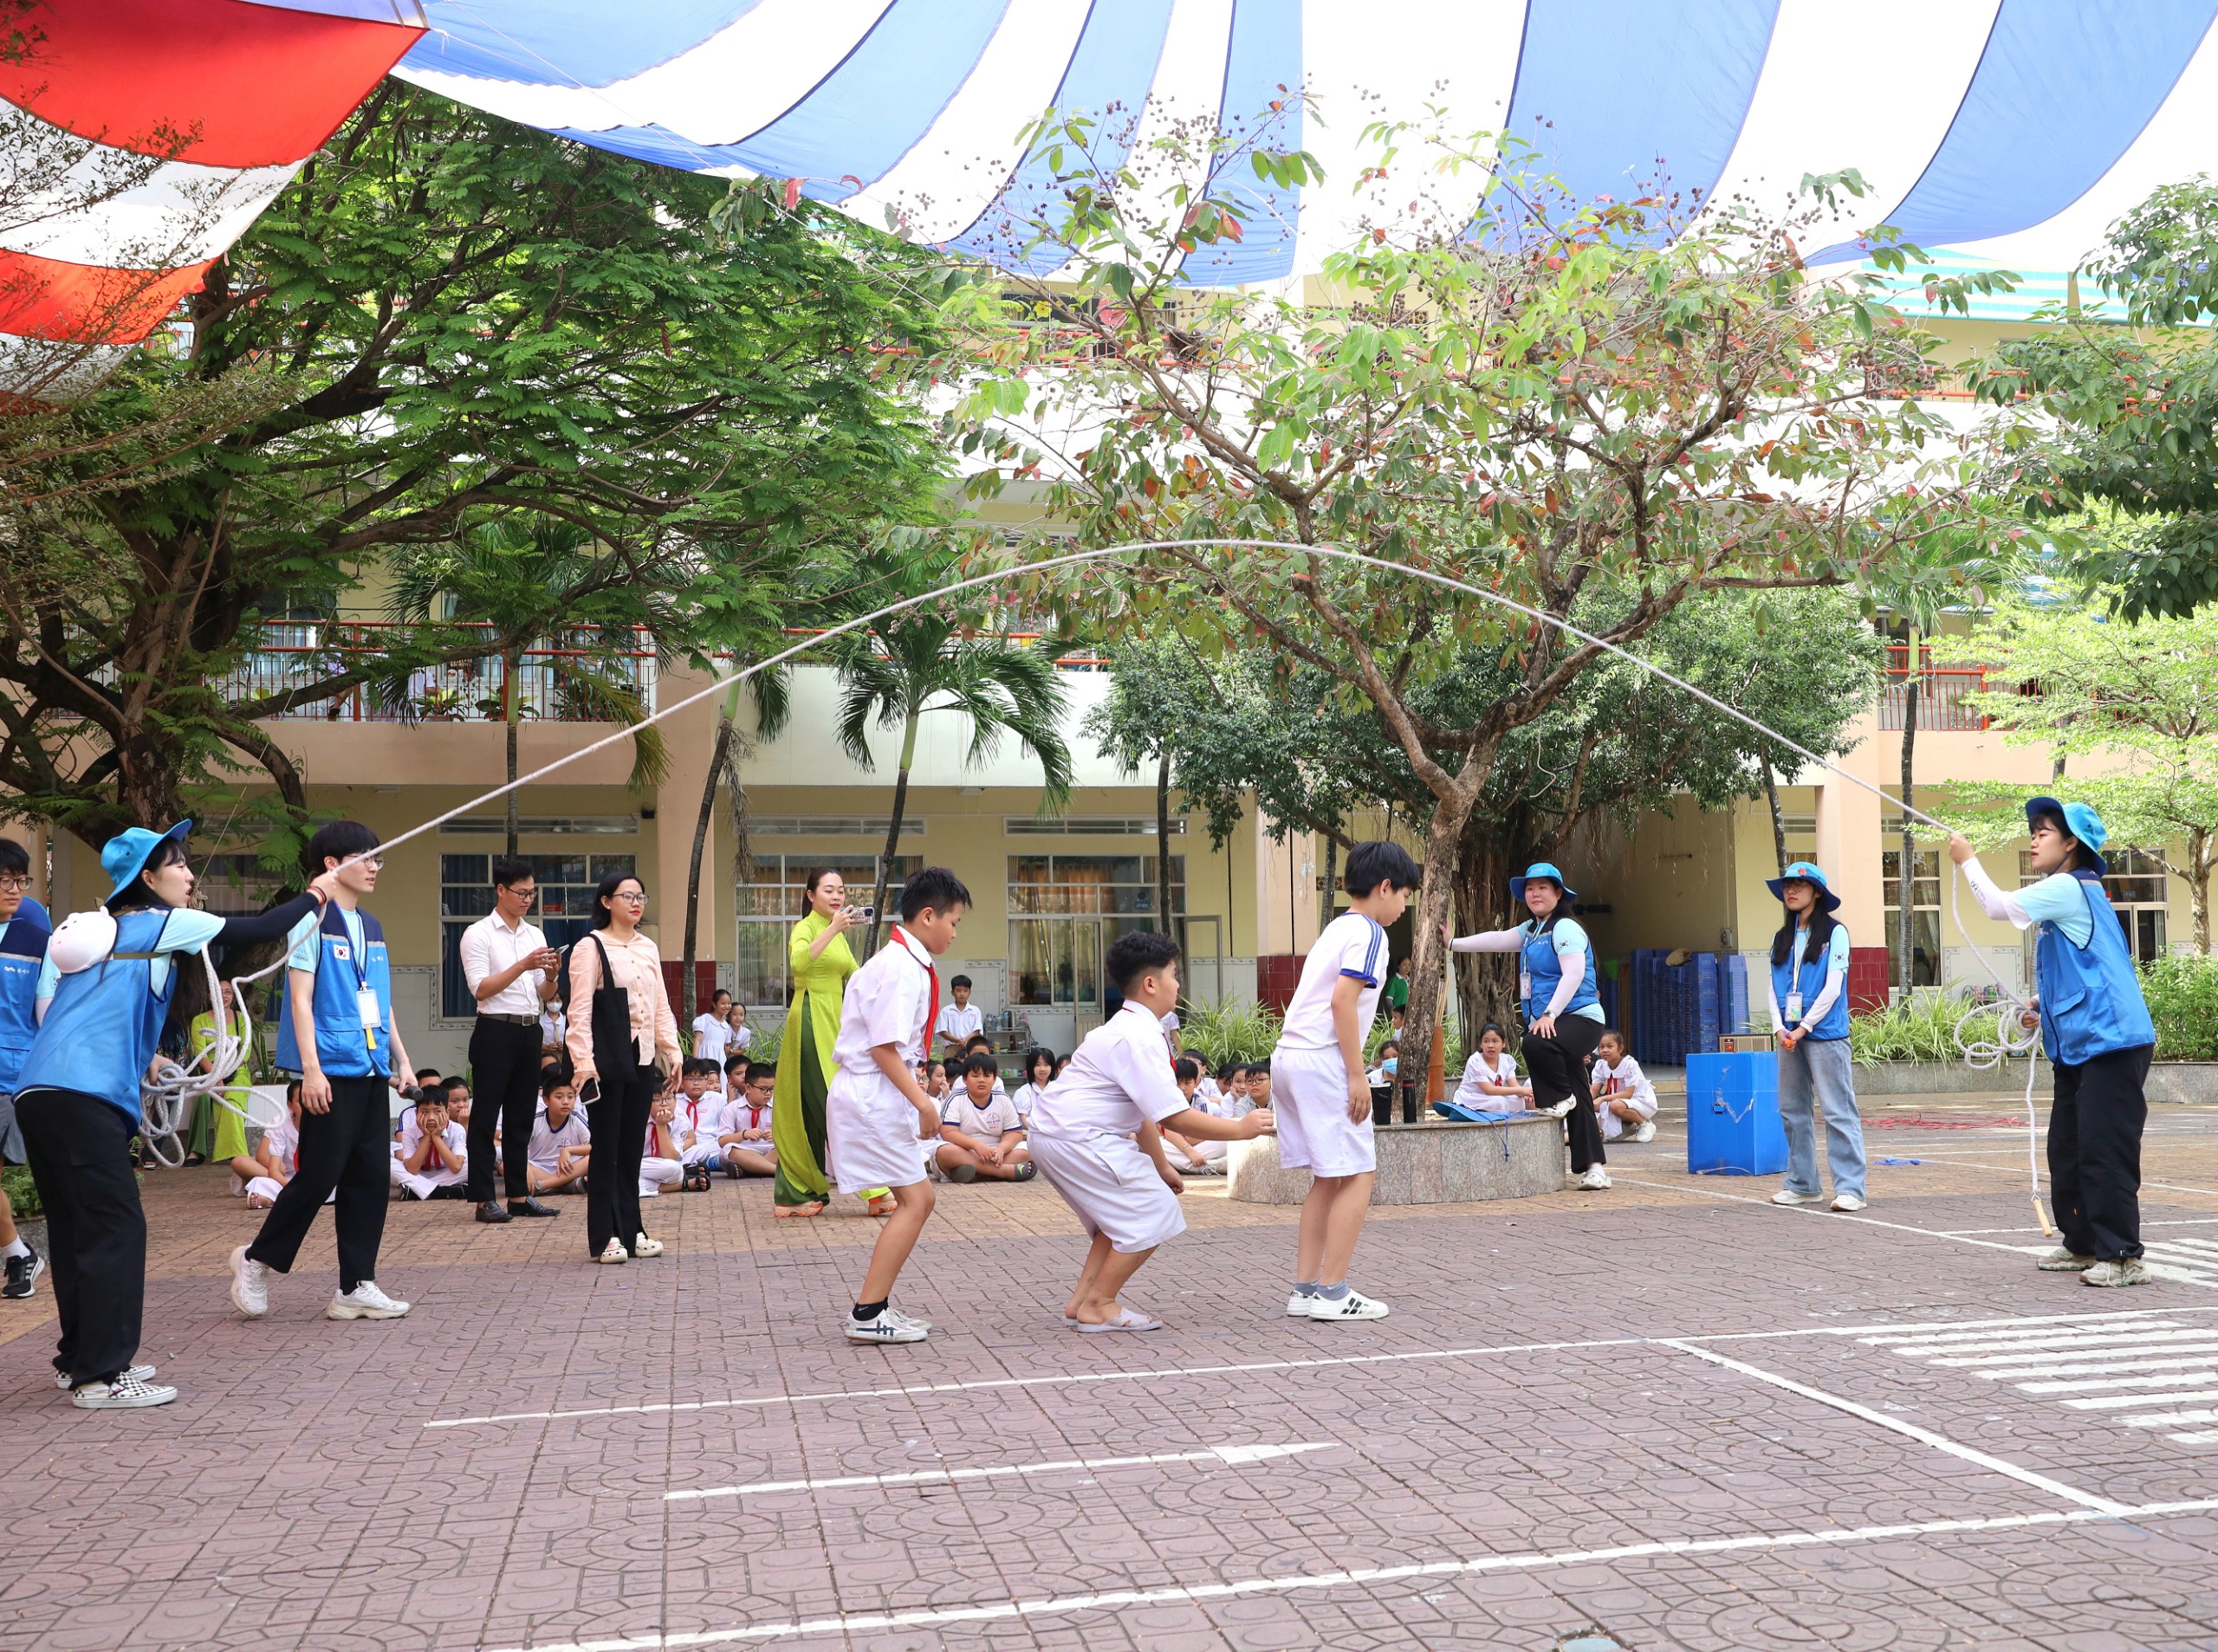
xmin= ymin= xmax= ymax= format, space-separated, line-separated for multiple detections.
xmin=133 ymin=537 xmax=2053 ymax=1230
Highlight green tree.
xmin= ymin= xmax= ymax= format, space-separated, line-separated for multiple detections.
xmin=832 ymin=548 xmax=1075 ymax=953
xmin=1093 ymin=591 xmax=1882 ymax=1036
xmin=1934 ymin=597 xmax=2218 ymax=951
xmin=956 ymin=113 xmax=2019 ymax=1082
xmin=1968 ymin=178 xmax=2218 ymax=617
xmin=0 ymin=83 xmax=947 ymax=855
xmin=387 ymin=515 xmax=684 ymax=856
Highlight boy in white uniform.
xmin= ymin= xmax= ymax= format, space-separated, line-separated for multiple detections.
xmin=1589 ymin=1028 xmax=1657 ymax=1143
xmin=932 ymin=975 xmax=983 ymax=1058
xmin=1274 ymin=840 xmax=1417 ymax=1323
xmin=391 ymin=1090 xmax=470 ymax=1200
xmin=526 ymin=1072 xmax=591 ymax=1195
xmin=717 ymin=1060 xmax=777 ymax=1178
xmin=1160 ymin=1058 xmax=1227 ymax=1173
xmin=671 ymin=1058 xmax=725 ymax=1189
xmin=935 ymin=1052 xmax=1033 ymax=1181
xmin=1030 ymin=931 xmax=1274 ymax=1330
xmin=639 ymin=1095 xmax=684 ymax=1198
xmin=828 ymin=868 xmax=970 ymax=1344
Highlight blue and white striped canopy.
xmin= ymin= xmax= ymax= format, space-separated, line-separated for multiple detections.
xmin=395 ymin=1 xmax=2218 ymax=304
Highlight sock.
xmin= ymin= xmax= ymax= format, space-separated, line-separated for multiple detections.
xmin=852 ymin=1299 xmax=887 ymax=1323
xmin=3 ymin=1239 xmax=27 ymax=1260
xmin=1294 ymin=1280 xmax=1320 ymax=1296
xmin=1316 ymin=1283 xmax=1351 ymax=1301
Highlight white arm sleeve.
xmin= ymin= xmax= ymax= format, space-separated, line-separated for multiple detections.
xmin=1800 ymin=969 xmax=1847 ymax=1029
xmin=1544 ymin=951 xmax=1586 ymax=1017
xmin=1767 ymin=970 xmax=1787 ymax=1035
xmin=1962 ymin=856 xmax=2033 ymax=929
xmin=1449 ymin=930 xmax=1524 ymax=954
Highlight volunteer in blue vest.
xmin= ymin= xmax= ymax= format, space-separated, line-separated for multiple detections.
xmin=1950 ymin=799 xmax=2158 ymax=1288
xmin=1765 ymin=862 xmax=1866 ymax=1214
xmin=17 ymin=821 xmax=335 ymax=1409
xmin=0 ymin=838 xmax=51 ymax=1299
xmin=1449 ymin=862 xmax=1612 ymax=1190
xmin=232 ymin=820 xmax=418 ymax=1324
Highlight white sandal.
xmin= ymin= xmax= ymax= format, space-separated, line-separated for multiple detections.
xmin=596 ymin=1240 xmax=629 ymax=1265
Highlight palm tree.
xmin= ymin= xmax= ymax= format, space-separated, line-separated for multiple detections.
xmin=833 ymin=609 xmax=1073 ymax=952
xmin=388 ymin=516 xmax=679 ymax=856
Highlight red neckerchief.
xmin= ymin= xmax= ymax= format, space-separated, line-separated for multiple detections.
xmin=891 ymin=924 xmax=939 ymax=1054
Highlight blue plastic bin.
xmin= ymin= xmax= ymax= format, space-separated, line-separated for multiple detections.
xmin=1684 ymin=1050 xmax=1786 ymax=1176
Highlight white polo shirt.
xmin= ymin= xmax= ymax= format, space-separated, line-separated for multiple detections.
xmin=1277 ymin=912 xmax=1388 ymax=1053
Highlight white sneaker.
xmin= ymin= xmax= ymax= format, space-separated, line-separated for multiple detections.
xmin=56 ymin=1364 xmax=153 ymax=1392
xmin=631 ymin=1233 xmax=665 ymax=1259
xmin=1831 ymin=1192 xmax=1867 ymax=1213
xmin=596 ymin=1239 xmax=629 ymax=1265
xmin=1631 ymin=1121 xmax=1657 ymax=1143
xmin=1577 ymin=1167 xmax=1612 ymax=1191
xmin=230 ymin=1245 xmax=270 ymax=1318
xmin=1303 ymin=1288 xmax=1389 ymax=1322
xmin=2037 ymin=1247 xmax=2097 ymax=1273
xmin=328 ymin=1281 xmax=412 ymax=1320
xmin=885 ymin=1305 xmax=933 ymax=1333
xmin=2083 ymin=1258 xmax=2151 ymax=1288
xmin=845 ymin=1310 xmax=928 ymax=1344
xmin=72 ymin=1371 xmax=178 ymax=1409
xmin=1771 ymin=1189 xmax=1824 ymax=1207
xmin=1286 ymin=1291 xmax=1318 ymax=1318
xmin=1540 ymin=1098 xmax=1575 ymax=1119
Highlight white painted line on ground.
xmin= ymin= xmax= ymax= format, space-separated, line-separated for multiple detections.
xmin=1609 ymin=1175 xmax=2049 ymax=1255
xmin=1656 ymin=1338 xmax=2128 ymax=1514
xmin=2170 ymin=1430 xmax=2218 ymax=1443
xmin=1975 ymin=1351 xmax=2218 ymax=1381
xmin=1910 ymin=1331 xmax=2218 ymax=1364
xmin=2020 ymin=1370 xmax=2218 ymax=1394
xmin=2064 ymin=1389 xmax=2218 ymax=1411
xmin=2125 ymin=1408 xmax=2218 ymax=1429
xmin=475 ymin=1498 xmax=2218 ymax=1652
xmin=666 ymin=1441 xmax=1332 ymax=1501
xmin=1930 ymin=1339 xmax=2218 ymax=1370
xmin=1868 ymin=1312 xmax=2184 ymax=1348
xmin=1871 ymin=1153 xmax=2218 ymax=1205
xmin=427 ymin=1307 xmax=2217 ymax=1428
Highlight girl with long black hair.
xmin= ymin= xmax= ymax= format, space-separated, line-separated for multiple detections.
xmin=1765 ymin=862 xmax=1866 ymax=1213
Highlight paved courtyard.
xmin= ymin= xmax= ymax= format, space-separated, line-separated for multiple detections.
xmin=8 ymin=1092 xmax=2218 ymax=1652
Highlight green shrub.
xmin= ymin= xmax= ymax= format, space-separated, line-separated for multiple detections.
xmin=1178 ymin=999 xmax=1284 ymax=1068
xmin=1848 ymin=991 xmax=1989 ymax=1066
xmin=1 ymin=1163 xmax=39 ymax=1219
xmin=2143 ymin=953 xmax=2218 ymax=1061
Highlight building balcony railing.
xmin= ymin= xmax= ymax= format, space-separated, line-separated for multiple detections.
xmin=1878 ymin=645 xmax=2040 ymax=732
xmin=225 ymin=621 xmax=658 ymax=723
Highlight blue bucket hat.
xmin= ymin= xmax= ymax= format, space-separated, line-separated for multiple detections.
xmin=1509 ymin=861 xmax=1577 ymax=904
xmin=1766 ymin=859 xmax=1842 ymax=913
xmin=2024 ymin=795 xmax=2108 ymax=879
xmin=101 ymin=820 xmax=191 ymax=905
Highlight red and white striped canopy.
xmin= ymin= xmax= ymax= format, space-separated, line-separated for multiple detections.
xmin=0 ymin=0 xmax=422 ymax=390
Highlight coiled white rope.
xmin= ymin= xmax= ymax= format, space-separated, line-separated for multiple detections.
xmin=131 ymin=535 xmax=2048 ymax=1222
xmin=138 ymin=949 xmax=291 ymax=1168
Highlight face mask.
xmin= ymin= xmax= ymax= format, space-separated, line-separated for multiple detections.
xmin=1381 ymin=1057 xmax=1398 ymax=1075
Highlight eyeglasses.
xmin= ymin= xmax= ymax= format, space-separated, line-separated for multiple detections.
xmin=618 ymin=890 xmax=648 ymax=903
xmin=0 ymin=874 xmax=29 ymax=892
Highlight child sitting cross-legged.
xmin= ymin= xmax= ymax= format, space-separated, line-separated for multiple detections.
xmin=1589 ymin=1027 xmax=1657 ymax=1143
xmin=392 ymin=1086 xmax=470 ymax=1201
xmin=1453 ymin=1023 xmax=1533 ymax=1111
xmin=1159 ymin=1057 xmax=1229 ymax=1174
xmin=932 ymin=1052 xmax=1033 ymax=1182
xmin=671 ymin=1058 xmax=724 ymax=1190
xmin=717 ymin=1060 xmax=777 ymax=1178
xmin=233 ymin=1082 xmax=302 ymax=1208
xmin=639 ymin=1093 xmax=684 ymax=1200
xmin=526 ymin=1070 xmax=592 ymax=1196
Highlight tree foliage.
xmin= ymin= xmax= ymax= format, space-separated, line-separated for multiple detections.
xmin=1933 ymin=596 xmax=2218 ymax=951
xmin=0 ymin=83 xmax=949 ymax=852
xmin=950 ymin=107 xmax=2023 ymax=1079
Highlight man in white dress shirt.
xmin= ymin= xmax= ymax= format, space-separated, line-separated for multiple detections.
xmin=1028 ymin=932 xmax=1274 ymax=1331
xmin=457 ymin=857 xmax=563 ymax=1224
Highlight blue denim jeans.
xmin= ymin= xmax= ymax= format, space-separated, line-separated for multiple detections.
xmin=1779 ymin=1035 xmax=1865 ymax=1199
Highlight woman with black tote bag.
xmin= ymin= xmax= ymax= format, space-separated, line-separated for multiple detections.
xmin=563 ymin=870 xmax=682 ymax=1264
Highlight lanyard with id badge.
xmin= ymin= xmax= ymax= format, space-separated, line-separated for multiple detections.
xmin=337 ymin=918 xmax=382 ymax=1053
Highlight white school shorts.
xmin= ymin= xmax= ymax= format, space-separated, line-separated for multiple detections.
xmin=1271 ymin=1045 xmax=1376 ymax=1176
xmin=1028 ymin=1132 xmax=1185 ymax=1254
xmin=825 ymin=1068 xmax=929 ymax=1193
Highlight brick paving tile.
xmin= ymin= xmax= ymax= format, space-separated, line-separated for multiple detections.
xmin=10 ymin=1093 xmax=2218 ymax=1649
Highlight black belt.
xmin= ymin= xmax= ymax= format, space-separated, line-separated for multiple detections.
xmin=477 ymin=1011 xmax=540 ymax=1027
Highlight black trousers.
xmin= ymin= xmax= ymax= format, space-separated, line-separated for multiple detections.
xmin=469 ymin=1016 xmax=543 ymax=1202
xmin=587 ymin=1062 xmax=657 ymax=1256
xmin=2049 ymin=1044 xmax=2151 ymax=1263
xmin=1524 ymin=1014 xmax=1607 ymax=1173
xmin=246 ymin=1074 xmax=392 ymax=1292
xmin=16 ymin=1089 xmax=145 ymax=1385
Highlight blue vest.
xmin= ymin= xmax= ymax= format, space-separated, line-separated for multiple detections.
xmin=276 ymin=903 xmax=392 ymax=1079
xmin=0 ymin=897 xmax=52 ymax=1094
xmin=1520 ymin=921 xmax=1598 ymax=1020
xmin=2035 ymin=873 xmax=2156 ymax=1066
xmin=16 ymin=909 xmax=178 ymax=1123
xmin=1770 ymin=921 xmax=1852 ymax=1042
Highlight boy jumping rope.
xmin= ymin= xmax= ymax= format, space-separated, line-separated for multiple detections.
xmin=1028 ymin=930 xmax=1275 ymax=1330
xmin=827 ymin=867 xmax=970 ymax=1344
xmin=1274 ymin=840 xmax=1418 ymax=1322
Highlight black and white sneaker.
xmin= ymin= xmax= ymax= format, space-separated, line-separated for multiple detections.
xmin=72 ymin=1371 xmax=178 ymax=1409
xmin=844 ymin=1310 xmax=927 ymax=1344
xmin=55 ymin=1363 xmax=153 ymax=1392
xmin=3 ymin=1243 xmax=42 ymax=1299
xmin=1301 ymin=1288 xmax=1390 ymax=1322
